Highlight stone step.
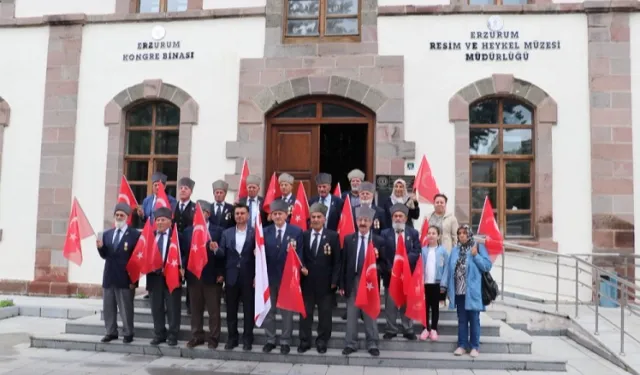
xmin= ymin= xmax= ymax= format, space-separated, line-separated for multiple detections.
xmin=97 ymin=308 xmax=500 ymax=337
xmin=30 ymin=333 xmax=566 ymax=371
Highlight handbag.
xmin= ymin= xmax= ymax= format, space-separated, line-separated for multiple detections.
xmin=481 ymin=271 xmax=499 ymax=305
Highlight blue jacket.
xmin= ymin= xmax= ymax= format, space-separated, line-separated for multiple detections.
xmin=263 ymin=223 xmax=304 ymax=286
xmin=141 ymin=194 xmax=177 ymax=221
xmin=219 ymin=226 xmax=256 ymax=287
xmin=380 ymin=227 xmax=421 ymax=288
xmin=420 ymin=245 xmax=448 ymax=283
xmin=441 ymin=243 xmax=492 ymax=312
xmin=97 ymin=227 xmax=141 ymax=289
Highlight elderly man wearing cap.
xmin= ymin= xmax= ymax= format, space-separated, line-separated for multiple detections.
xmin=341 ymin=169 xmax=365 ymax=207
xmin=352 ymin=181 xmax=388 ymax=236
xmin=238 ymin=175 xmax=268 ymax=228
xmin=173 ymin=177 xmax=196 ymax=314
xmin=146 ymin=207 xmax=183 ymax=347
xmin=298 ymin=202 xmax=341 ymax=354
xmin=338 ymin=206 xmax=386 ymax=357
xmin=380 ymin=203 xmax=422 ymax=341
xmin=210 ymin=180 xmax=235 ymax=229
xmin=138 ymin=171 xmax=177 ymax=222
xmin=262 ymin=199 xmax=304 ymax=355
xmin=277 ymin=173 xmax=296 ymax=223
xmin=308 ymin=173 xmax=344 ymax=231
xmin=96 ymin=203 xmax=142 ymax=344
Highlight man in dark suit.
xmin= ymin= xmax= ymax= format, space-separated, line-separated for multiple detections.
xmin=381 ymin=203 xmax=421 ymax=341
xmin=146 ymin=207 xmax=183 ymax=347
xmin=209 ymin=180 xmax=235 ymax=229
xmin=182 ymin=200 xmax=225 ymax=349
xmin=277 ymin=173 xmax=296 ymax=222
xmin=308 ymin=173 xmax=344 ymax=231
xmin=339 ymin=206 xmax=386 ymax=357
xmin=219 ymin=203 xmax=256 ymax=351
xmin=298 ymin=203 xmax=341 ymax=354
xmin=96 ymin=203 xmax=141 ymax=344
xmin=341 ymin=168 xmax=364 ymax=207
xmin=239 ymin=175 xmax=268 ymax=228
xmin=173 ymin=177 xmax=196 ymax=314
xmin=262 ymin=200 xmax=304 ymax=355
xmin=352 ymin=181 xmax=388 ymax=236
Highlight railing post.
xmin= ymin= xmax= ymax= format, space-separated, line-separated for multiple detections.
xmin=621 ymin=284 xmax=626 ymax=356
xmin=555 ymin=256 xmax=560 ymax=312
xmin=575 ymin=258 xmax=579 ymax=318
xmin=501 ymin=251 xmax=505 ymax=301
xmin=595 ymin=268 xmax=600 ymax=335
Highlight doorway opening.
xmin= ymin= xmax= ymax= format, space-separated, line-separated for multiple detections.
xmin=320 ymin=124 xmax=368 ymax=193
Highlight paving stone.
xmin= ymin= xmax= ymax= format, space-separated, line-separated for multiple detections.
xmin=251 ymin=361 xmax=294 ymax=374
xmin=288 ymin=363 xmax=328 ymax=375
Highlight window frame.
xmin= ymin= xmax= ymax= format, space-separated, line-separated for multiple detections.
xmin=123 ymin=101 xmax=180 ymax=201
xmin=283 ymin=0 xmax=362 ymax=44
xmin=136 ymin=0 xmax=187 ymax=13
xmin=468 ymin=0 xmax=531 ymax=4
xmin=468 ymin=96 xmax=536 ymax=239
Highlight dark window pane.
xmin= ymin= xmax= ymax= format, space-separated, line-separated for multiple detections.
xmin=503 ymin=129 xmax=533 ymax=155
xmin=326 ymin=18 xmax=358 ymax=35
xmin=126 ymin=131 xmax=152 ymax=155
xmin=126 ymin=160 xmax=149 ymax=181
xmin=155 ymin=160 xmax=178 ymax=181
xmin=288 ymin=0 xmax=319 ymax=16
xmin=505 ymin=161 xmax=531 ymax=183
xmin=287 ymin=20 xmax=319 ymax=36
xmin=138 ymin=0 xmax=161 ymax=13
xmin=470 ymin=128 xmax=499 ymax=155
xmin=471 ymin=187 xmax=496 ymax=209
xmin=503 ymin=99 xmax=532 ymax=125
xmin=471 ymin=212 xmax=498 ymax=234
xmin=322 ymin=103 xmax=365 ymax=117
xmin=130 ymin=184 xmax=148 ymax=204
xmin=471 ymin=161 xmax=497 ymax=183
xmin=327 ymin=0 xmax=358 ymax=15
xmin=506 ymin=188 xmax=531 ymax=210
xmin=165 ymin=184 xmax=177 ymax=198
xmin=276 ymin=103 xmax=317 ymax=118
xmin=506 ymin=214 xmax=532 ymax=236
xmin=167 ymin=0 xmax=188 ymax=11
xmin=469 ymin=99 xmax=498 ymax=124
xmin=156 ymin=103 xmax=180 ymax=126
xmin=127 ymin=104 xmax=153 ymax=126
xmin=155 ymin=130 xmax=179 ymax=155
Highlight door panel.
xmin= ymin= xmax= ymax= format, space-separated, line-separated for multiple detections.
xmin=267 ymin=125 xmax=320 ymax=198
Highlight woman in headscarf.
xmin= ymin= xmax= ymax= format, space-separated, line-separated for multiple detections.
xmin=382 ymin=178 xmax=420 ymax=228
xmin=441 ymin=225 xmax=492 ymax=358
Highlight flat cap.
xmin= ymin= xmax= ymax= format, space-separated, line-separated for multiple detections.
xmin=246 ymin=175 xmax=261 ymax=186
xmin=278 ymin=173 xmax=294 ymax=184
xmin=309 ymin=202 xmax=327 ymax=216
xmin=212 ymin=180 xmax=229 ymax=192
xmin=355 ymin=205 xmax=375 ymax=220
xmin=270 ymin=199 xmax=289 ymax=213
xmin=151 ymin=171 xmax=168 ymax=184
xmin=315 ymin=173 xmax=332 ymax=185
xmin=359 ymin=181 xmax=375 ymax=193
xmin=154 ymin=207 xmax=172 ymax=220
xmin=197 ymin=200 xmax=211 ymax=213
xmin=348 ymin=169 xmax=365 ymax=181
xmin=390 ymin=203 xmax=409 ymax=216
xmin=114 ymin=202 xmax=131 ymax=216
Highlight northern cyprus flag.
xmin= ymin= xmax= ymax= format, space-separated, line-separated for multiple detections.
xmin=254 ymin=215 xmax=271 ymax=327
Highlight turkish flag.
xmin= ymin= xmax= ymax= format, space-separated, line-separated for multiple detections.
xmin=276 ymin=243 xmax=306 ymax=317
xmin=164 ymin=224 xmax=182 ymax=293
xmin=414 ymin=155 xmax=440 ymax=204
xmin=236 ymin=159 xmax=250 ymax=202
xmin=333 ymin=183 xmax=342 ymax=198
xmin=290 ymin=183 xmax=309 ymax=230
xmin=63 ymin=197 xmax=95 ymax=266
xmin=405 ymin=255 xmax=427 ymax=327
xmin=262 ymin=173 xmax=278 ymax=214
xmin=187 ymin=204 xmax=209 ymax=279
xmin=126 ymin=218 xmax=154 ymax=283
xmin=389 ymin=234 xmax=411 ymax=307
xmin=419 ymin=219 xmax=429 ymax=247
xmin=117 ymin=175 xmax=138 ymax=225
xmin=254 ymin=215 xmax=272 ymax=327
xmin=147 ymin=224 xmax=165 ymax=273
xmin=337 ymin=195 xmax=355 ymax=247
xmin=477 ymin=196 xmax=504 ymax=262
xmin=154 ymin=181 xmax=171 ymax=210
xmin=355 ymin=241 xmax=381 ymax=320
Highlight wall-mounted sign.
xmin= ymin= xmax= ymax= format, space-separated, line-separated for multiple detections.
xmin=428 ymin=15 xmax=561 ymax=62
xmin=122 ymin=25 xmax=195 ymax=62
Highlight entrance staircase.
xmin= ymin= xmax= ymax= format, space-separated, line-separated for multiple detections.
xmin=30 ymin=289 xmax=567 ymax=371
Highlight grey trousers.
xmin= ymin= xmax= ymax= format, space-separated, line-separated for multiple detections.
xmin=147 ymin=274 xmax=182 ymax=340
xmin=345 ymin=275 xmax=379 ymax=350
xmin=263 ymin=283 xmax=294 ymax=346
xmin=384 ymin=288 xmax=414 ymax=335
xmin=103 ymin=287 xmax=134 ymax=337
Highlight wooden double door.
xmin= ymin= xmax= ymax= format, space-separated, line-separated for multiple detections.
xmin=265 ymin=97 xmax=375 ymax=198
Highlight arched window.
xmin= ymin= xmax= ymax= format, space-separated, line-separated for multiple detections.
xmin=124 ymin=101 xmax=180 ymax=203
xmin=469 ymin=98 xmax=534 ymax=238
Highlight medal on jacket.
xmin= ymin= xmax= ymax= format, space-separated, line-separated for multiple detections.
xmin=374 ymin=218 xmax=380 ymax=229
xmin=225 ymin=211 xmax=231 ymax=220
xmin=124 ymin=242 xmax=128 ymax=252
xmin=289 ymin=238 xmax=296 ymax=249
xmin=288 ymin=205 xmax=293 ymax=215
xmin=374 ymin=247 xmax=379 ymax=258
xmin=324 ymin=243 xmax=331 ymax=255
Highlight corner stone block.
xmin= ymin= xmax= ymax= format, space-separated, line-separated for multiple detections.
xmin=112 ymin=89 xmax=132 ymax=109
xmin=345 ymin=80 xmax=370 ymax=103
xmin=537 ymin=97 xmax=558 ymax=124
xmin=448 ymin=95 xmax=469 ymax=122
xmin=253 ymin=88 xmax=277 ymax=113
xmin=179 ymin=98 xmax=199 ymax=125
xmin=143 ymin=79 xmax=163 ymax=98
xmin=104 ymin=100 xmax=121 ymax=126
xmin=458 ymin=83 xmax=481 ymax=103
xmin=377 ymin=99 xmax=403 ymax=123
xmin=290 ymin=77 xmax=310 ymax=97
xmin=397 ymin=141 xmax=416 ymax=159
xmin=271 ymin=80 xmax=295 ymax=105
xmin=362 ymin=88 xmax=386 ymax=112
xmin=524 ymin=85 xmax=548 ymax=106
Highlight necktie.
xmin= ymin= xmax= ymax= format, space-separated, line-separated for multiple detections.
xmin=248 ymin=198 xmax=255 ymax=227
xmin=157 ymin=232 xmax=166 ymax=260
xmin=114 ymin=229 xmax=122 ymax=248
xmin=276 ymin=229 xmax=283 ymax=247
xmin=312 ymin=232 xmax=320 ymax=256
xmin=320 ymin=196 xmax=326 ymax=206
xmin=357 ymin=235 xmax=365 ymax=273
xmin=180 ymin=203 xmax=185 ymax=212
xmin=216 ymin=203 xmax=223 ymax=219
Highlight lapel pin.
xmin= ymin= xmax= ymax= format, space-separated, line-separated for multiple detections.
xmin=124 ymin=242 xmax=129 ymax=252
xmin=324 ymin=243 xmax=331 ymax=255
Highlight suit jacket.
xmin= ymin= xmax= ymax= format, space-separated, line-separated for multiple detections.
xmin=382 ymin=197 xmax=420 ymax=229
xmin=308 ymin=195 xmax=344 ymax=231
xmin=98 ymin=227 xmax=141 ymax=289
xmin=239 ymin=196 xmax=268 ymax=227
xmin=380 ymin=227 xmax=422 ymax=288
xmin=301 ymin=229 xmax=341 ymax=294
xmin=181 ymin=223 xmax=224 ymax=284
xmin=351 ymin=204 xmax=388 ymax=236
xmin=173 ymin=200 xmax=195 ymax=233
xmin=339 ymin=232 xmax=386 ymax=298
xmin=219 ymin=226 xmax=256 ymax=287
xmin=263 ymin=223 xmax=304 ymax=286
xmin=141 ymin=194 xmax=177 ymax=221
xmin=209 ymin=201 xmax=235 ymax=229
xmin=276 ymin=194 xmax=296 ymax=223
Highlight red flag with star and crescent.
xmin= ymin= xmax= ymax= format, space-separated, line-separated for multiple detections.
xmin=276 ymin=243 xmax=306 ymax=317
xmin=477 ymin=196 xmax=504 ymax=262
xmin=337 ymin=195 xmax=355 ymax=247
xmin=153 ymin=181 xmax=171 ymax=210
xmin=117 ymin=175 xmax=138 ymax=225
xmin=414 ymin=155 xmax=440 ymax=204
xmin=262 ymin=172 xmax=278 ymax=214
xmin=164 ymin=224 xmax=182 ymax=293
xmin=236 ymin=159 xmax=250 ymax=203
xmin=333 ymin=183 xmax=342 ymax=198
xmin=187 ymin=203 xmax=209 ymax=279
xmin=355 ymin=241 xmax=381 ymax=320
xmin=405 ymin=254 xmax=427 ymax=327
xmin=389 ymin=234 xmax=411 ymax=307
xmin=290 ymin=183 xmax=309 ymax=231
xmin=63 ymin=197 xmax=95 ymax=266
xmin=126 ymin=218 xmax=154 ymax=283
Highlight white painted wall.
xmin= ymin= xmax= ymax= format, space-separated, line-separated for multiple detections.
xmin=379 ymin=14 xmax=591 ymax=300
xmin=0 ymin=27 xmax=49 ymax=281
xmin=204 ymin=0 xmax=266 ymax=8
xmin=69 ymin=18 xmax=265 ymax=284
xmin=15 ymin=0 xmax=115 ymax=17
xmin=630 ymin=15 xmax=640 ymax=287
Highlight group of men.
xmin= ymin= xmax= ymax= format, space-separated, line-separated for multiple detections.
xmin=98 ymin=168 xmax=425 ymax=357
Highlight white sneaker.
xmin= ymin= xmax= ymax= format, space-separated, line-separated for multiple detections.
xmin=470 ymin=349 xmax=479 ymax=358
xmin=453 ymin=347 xmax=466 ymax=356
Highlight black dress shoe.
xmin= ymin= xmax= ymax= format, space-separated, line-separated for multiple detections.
xmin=225 ymin=341 xmax=238 ymax=350
xmin=368 ymin=348 xmax=380 ymax=357
xmin=123 ymin=336 xmax=133 ymax=344
xmin=100 ymin=335 xmax=117 ymax=343
xmin=167 ymin=338 xmax=178 ymax=346
xmin=297 ymin=345 xmax=310 ymax=353
xmin=242 ymin=343 xmax=252 ymax=351
xmin=403 ymin=333 xmax=417 ymax=341
xmin=341 ymin=313 xmax=347 ymax=320
xmin=317 ymin=346 xmax=327 ymax=354
xmin=208 ymin=340 xmax=218 ymax=349
xmin=150 ymin=337 xmax=166 ymax=346
xmin=383 ymin=333 xmax=397 ymax=340
xmin=280 ymin=345 xmax=290 ymax=354
xmin=143 ymin=294 xmax=150 ymax=299
xmin=262 ymin=343 xmax=275 ymax=353
xmin=342 ymin=347 xmax=356 ymax=355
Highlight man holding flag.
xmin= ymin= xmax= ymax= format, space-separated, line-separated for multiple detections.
xmin=137 ymin=172 xmax=177 ymax=222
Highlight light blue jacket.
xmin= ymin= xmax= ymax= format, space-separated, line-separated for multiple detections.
xmin=440 ymin=242 xmax=492 ymax=312
xmin=421 ymin=245 xmax=448 ymax=283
